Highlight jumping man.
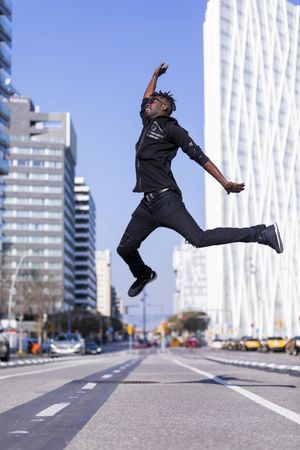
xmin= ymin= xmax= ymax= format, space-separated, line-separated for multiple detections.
xmin=117 ymin=63 xmax=283 ymax=297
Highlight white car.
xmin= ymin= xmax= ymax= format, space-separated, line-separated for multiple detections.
xmin=210 ymin=339 xmax=224 ymax=350
xmin=49 ymin=333 xmax=85 ymax=356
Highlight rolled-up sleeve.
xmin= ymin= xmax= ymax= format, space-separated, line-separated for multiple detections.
xmin=165 ymin=121 xmax=209 ymax=166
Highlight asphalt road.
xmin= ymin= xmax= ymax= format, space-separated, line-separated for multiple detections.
xmin=0 ymin=347 xmax=300 ymax=450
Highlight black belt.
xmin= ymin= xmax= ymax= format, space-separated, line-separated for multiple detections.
xmin=144 ymin=188 xmax=170 ymax=202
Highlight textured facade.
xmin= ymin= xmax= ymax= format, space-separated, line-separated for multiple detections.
xmin=2 ymin=96 xmax=77 ymax=312
xmin=204 ymin=0 xmax=300 ymax=337
xmin=95 ymin=249 xmax=111 ymax=316
xmin=0 ymin=0 xmax=12 ymax=255
xmin=111 ymin=285 xmax=123 ymax=320
xmin=74 ymin=176 xmax=97 ymax=309
xmin=173 ymin=240 xmax=208 ymax=314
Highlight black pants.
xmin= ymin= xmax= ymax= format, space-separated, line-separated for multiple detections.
xmin=117 ymin=190 xmax=265 ymax=279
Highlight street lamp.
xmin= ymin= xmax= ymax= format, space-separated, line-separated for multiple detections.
xmin=7 ymin=254 xmax=29 ymax=348
xmin=141 ymin=290 xmax=147 ymax=343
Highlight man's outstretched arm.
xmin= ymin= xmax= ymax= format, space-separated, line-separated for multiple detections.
xmin=143 ymin=63 xmax=168 ymax=98
xmin=203 ymin=159 xmax=245 ymax=194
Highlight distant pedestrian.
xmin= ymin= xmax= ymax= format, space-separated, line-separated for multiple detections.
xmin=117 ymin=63 xmax=283 ymax=298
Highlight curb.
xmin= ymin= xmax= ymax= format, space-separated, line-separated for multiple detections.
xmin=205 ymin=356 xmax=300 ymax=376
xmin=0 ymin=356 xmax=81 ymax=369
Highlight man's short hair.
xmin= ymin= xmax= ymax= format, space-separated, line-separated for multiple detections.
xmin=152 ymin=90 xmax=176 ymax=116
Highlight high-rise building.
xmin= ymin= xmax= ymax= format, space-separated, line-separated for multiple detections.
xmin=110 ymin=285 xmax=123 ymax=320
xmin=2 ymin=95 xmax=77 ymax=312
xmin=95 ymin=249 xmax=111 ymax=316
xmin=74 ymin=176 xmax=96 ymax=309
xmin=0 ymin=0 xmax=12 ymax=254
xmin=204 ymin=0 xmax=300 ymax=337
xmin=173 ymin=240 xmax=207 ymax=314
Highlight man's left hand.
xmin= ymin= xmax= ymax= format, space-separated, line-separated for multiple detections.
xmin=225 ymin=181 xmax=245 ymax=194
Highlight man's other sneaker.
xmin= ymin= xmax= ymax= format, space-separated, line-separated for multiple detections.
xmin=258 ymin=223 xmax=283 ymax=254
xmin=128 ymin=271 xmax=157 ymax=297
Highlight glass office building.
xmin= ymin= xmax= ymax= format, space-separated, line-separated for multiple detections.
xmin=0 ymin=0 xmax=12 ymax=255
xmin=74 ymin=176 xmax=97 ymax=310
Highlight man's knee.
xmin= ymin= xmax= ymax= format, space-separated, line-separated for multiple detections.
xmin=117 ymin=233 xmax=137 ymax=258
xmin=185 ymin=230 xmax=205 ymax=248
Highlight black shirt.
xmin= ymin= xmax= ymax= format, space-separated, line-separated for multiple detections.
xmin=133 ymin=98 xmax=209 ymax=193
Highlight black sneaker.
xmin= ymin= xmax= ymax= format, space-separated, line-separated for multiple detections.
xmin=258 ymin=223 xmax=283 ymax=254
xmin=128 ymin=271 xmax=157 ymax=297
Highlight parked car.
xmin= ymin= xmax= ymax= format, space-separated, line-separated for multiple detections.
xmin=285 ymin=336 xmax=300 ymax=356
xmin=0 ymin=327 xmax=10 ymax=362
xmin=48 ymin=333 xmax=85 ymax=357
xmin=210 ymin=339 xmax=224 ymax=349
xmin=185 ymin=336 xmax=198 ymax=349
xmin=223 ymin=338 xmax=239 ymax=350
xmin=85 ymin=340 xmax=102 ymax=355
xmin=260 ymin=336 xmax=286 ymax=352
xmin=133 ymin=339 xmax=151 ymax=349
xmin=238 ymin=336 xmax=261 ymax=351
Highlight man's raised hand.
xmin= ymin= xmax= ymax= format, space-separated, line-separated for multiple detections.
xmin=154 ymin=63 xmax=169 ymax=78
xmin=225 ymin=181 xmax=245 ymax=195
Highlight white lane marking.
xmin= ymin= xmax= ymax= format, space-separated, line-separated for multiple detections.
xmin=101 ymin=374 xmax=112 ymax=379
xmin=0 ymin=356 xmax=110 ymax=381
xmin=82 ymin=383 xmax=97 ymax=390
xmin=36 ymin=402 xmax=70 ymax=417
xmin=172 ymin=358 xmax=300 ymax=426
xmin=31 ymin=419 xmax=44 ymax=422
xmin=69 ymin=396 xmax=79 ymax=399
xmin=113 ymin=370 xmax=121 ymax=373
xmin=9 ymin=430 xmax=29 ymax=434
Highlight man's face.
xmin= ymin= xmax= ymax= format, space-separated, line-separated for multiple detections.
xmin=144 ymin=96 xmax=168 ymax=119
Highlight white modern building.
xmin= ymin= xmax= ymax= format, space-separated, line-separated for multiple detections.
xmin=173 ymin=240 xmax=208 ymax=314
xmin=74 ymin=177 xmax=97 ymax=309
xmin=95 ymin=249 xmax=111 ymax=316
xmin=204 ymin=0 xmax=300 ymax=337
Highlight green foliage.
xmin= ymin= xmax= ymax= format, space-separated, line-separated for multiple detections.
xmin=55 ymin=308 xmax=123 ymax=338
xmin=167 ymin=310 xmax=210 ymax=334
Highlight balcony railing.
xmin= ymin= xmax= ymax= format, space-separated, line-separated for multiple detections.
xmin=0 ymin=97 xmax=9 ymax=121
xmin=0 ymin=130 xmax=9 ymax=147
xmin=0 ymin=157 xmax=9 ymax=175
xmin=0 ymin=0 xmax=12 ymax=17
xmin=0 ymin=41 xmax=11 ymax=68
xmin=0 ymin=15 xmax=12 ymax=44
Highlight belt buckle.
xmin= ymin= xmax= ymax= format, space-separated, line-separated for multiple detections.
xmin=146 ymin=192 xmax=154 ymax=201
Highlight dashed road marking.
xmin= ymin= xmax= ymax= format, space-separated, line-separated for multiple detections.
xmin=172 ymin=358 xmax=300 ymax=426
xmin=113 ymin=370 xmax=121 ymax=373
xmin=36 ymin=402 xmax=70 ymax=417
xmin=9 ymin=430 xmax=29 ymax=435
xmin=101 ymin=374 xmax=113 ymax=379
xmin=82 ymin=383 xmax=97 ymax=390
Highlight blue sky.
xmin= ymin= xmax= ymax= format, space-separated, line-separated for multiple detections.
xmin=12 ymin=0 xmax=300 ymax=327
xmin=12 ymin=0 xmax=208 ymax=325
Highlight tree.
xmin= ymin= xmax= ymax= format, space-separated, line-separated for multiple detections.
xmin=15 ymin=269 xmax=61 ymax=346
xmin=0 ymin=270 xmax=10 ymax=318
xmin=167 ymin=310 xmax=210 ymax=334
